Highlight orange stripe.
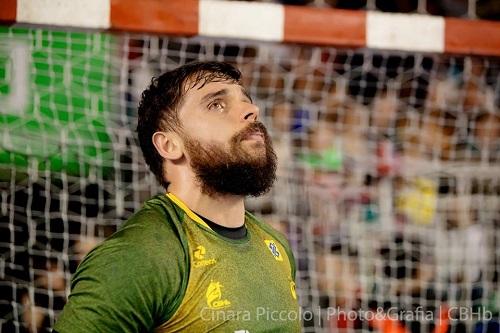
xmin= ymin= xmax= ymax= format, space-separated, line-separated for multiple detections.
xmin=445 ymin=18 xmax=500 ymax=56
xmin=0 ymin=0 xmax=17 ymax=23
xmin=284 ymin=6 xmax=365 ymax=47
xmin=110 ymin=0 xmax=198 ymax=35
xmin=3 ymin=0 xmax=500 ymax=57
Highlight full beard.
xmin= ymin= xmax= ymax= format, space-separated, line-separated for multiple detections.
xmin=183 ymin=122 xmax=277 ymax=197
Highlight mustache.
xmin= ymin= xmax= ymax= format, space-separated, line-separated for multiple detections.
xmin=233 ymin=122 xmax=269 ymax=142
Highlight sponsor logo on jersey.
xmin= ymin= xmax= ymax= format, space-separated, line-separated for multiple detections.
xmin=264 ymin=240 xmax=283 ymax=262
xmin=193 ymin=245 xmax=217 ymax=268
xmin=206 ymin=281 xmax=231 ymax=309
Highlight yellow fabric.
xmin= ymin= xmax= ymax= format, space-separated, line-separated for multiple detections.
xmin=166 ymin=192 xmax=212 ymax=230
xmin=156 ymin=197 xmax=300 ymax=333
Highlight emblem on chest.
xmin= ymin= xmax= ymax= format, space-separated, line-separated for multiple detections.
xmin=193 ymin=245 xmax=217 ymax=268
xmin=264 ymin=239 xmax=284 ymax=262
xmin=206 ymin=281 xmax=231 ymax=309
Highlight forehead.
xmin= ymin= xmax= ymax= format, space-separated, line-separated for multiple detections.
xmin=181 ymin=79 xmax=248 ymax=105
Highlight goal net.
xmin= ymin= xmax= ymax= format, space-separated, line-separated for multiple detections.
xmin=0 ymin=25 xmax=498 ymax=333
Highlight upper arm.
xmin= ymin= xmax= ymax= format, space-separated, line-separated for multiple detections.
xmin=54 ymin=220 xmax=187 ymax=333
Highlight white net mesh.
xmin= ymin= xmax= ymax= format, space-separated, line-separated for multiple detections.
xmin=0 ymin=26 xmax=499 ymax=333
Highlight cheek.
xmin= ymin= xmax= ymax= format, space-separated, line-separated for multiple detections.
xmin=189 ymin=127 xmax=237 ymax=152
xmin=183 ymin=117 xmax=231 ymax=143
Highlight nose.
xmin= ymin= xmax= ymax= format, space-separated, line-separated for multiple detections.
xmin=241 ymin=102 xmax=260 ymax=122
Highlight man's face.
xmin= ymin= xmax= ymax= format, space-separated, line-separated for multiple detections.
xmin=177 ymin=79 xmax=276 ymax=196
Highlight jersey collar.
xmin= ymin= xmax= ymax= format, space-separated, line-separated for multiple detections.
xmin=165 ymin=192 xmax=212 ymax=231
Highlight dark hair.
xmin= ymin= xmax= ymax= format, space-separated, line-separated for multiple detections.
xmin=137 ymin=61 xmax=242 ymax=189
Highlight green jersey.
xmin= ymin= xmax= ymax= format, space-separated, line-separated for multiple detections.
xmin=54 ymin=193 xmax=300 ymax=332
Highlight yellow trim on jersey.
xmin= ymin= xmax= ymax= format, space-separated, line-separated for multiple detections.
xmin=166 ymin=192 xmax=212 ymax=230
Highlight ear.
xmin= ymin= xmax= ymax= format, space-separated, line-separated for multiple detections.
xmin=152 ymin=131 xmax=184 ymax=161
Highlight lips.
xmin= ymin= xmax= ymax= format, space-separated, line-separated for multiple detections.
xmin=236 ymin=122 xmax=268 ymax=143
xmin=243 ymin=131 xmax=264 ymax=141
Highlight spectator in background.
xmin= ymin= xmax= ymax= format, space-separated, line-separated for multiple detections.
xmin=395 ymin=109 xmax=421 ymax=160
xmin=315 ymin=243 xmax=363 ymax=331
xmin=436 ymin=196 xmax=488 ymax=283
xmin=397 ymin=109 xmax=457 ymax=162
xmin=268 ymin=101 xmax=295 ymax=215
xmin=435 ymin=196 xmax=490 ymax=333
xmin=21 ymin=290 xmax=48 ymax=333
xmin=422 ymin=110 xmax=458 ymax=160
xmin=371 ymin=83 xmax=399 ymax=139
xmin=293 ymin=64 xmax=329 ymax=104
xmin=371 ymin=235 xmax=441 ymax=333
xmin=426 ymin=75 xmax=461 ymax=111
xmin=323 ymin=81 xmax=369 ymax=168
xmin=239 ymin=43 xmax=287 ymax=101
xmin=303 ymin=111 xmax=344 ymax=235
xmin=19 ymin=234 xmax=102 ymax=332
xmin=472 ymin=112 xmax=500 ymax=163
xmin=461 ymin=58 xmax=496 ymax=113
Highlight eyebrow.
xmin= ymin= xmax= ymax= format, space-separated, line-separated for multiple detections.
xmin=200 ymin=89 xmax=228 ymax=105
xmin=200 ymin=87 xmax=253 ymax=105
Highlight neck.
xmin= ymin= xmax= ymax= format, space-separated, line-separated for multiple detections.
xmin=168 ymin=181 xmax=246 ymax=228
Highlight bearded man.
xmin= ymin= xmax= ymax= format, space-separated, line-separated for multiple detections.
xmin=54 ymin=61 xmax=300 ymax=332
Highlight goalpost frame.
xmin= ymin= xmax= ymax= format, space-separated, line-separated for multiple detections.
xmin=1 ymin=0 xmax=500 ymax=57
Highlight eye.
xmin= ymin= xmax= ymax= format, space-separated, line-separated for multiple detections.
xmin=208 ymin=100 xmax=225 ymax=112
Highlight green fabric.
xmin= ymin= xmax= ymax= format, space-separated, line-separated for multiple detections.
xmin=54 ymin=196 xmax=190 ymax=332
xmin=54 ymin=195 xmax=300 ymax=332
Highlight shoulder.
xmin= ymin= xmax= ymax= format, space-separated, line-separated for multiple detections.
xmin=59 ymin=195 xmax=191 ymax=331
xmin=245 ymin=211 xmax=296 ymax=277
xmin=102 ymin=194 xmax=189 ymax=255
xmin=85 ymin=194 xmax=190 ymax=276
xmin=121 ymin=194 xmax=186 ymax=238
xmin=245 ymin=211 xmax=291 ymax=250
xmin=82 ymin=194 xmax=190 ymax=276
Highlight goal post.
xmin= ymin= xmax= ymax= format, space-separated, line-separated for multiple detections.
xmin=1 ymin=1 xmax=499 ymax=332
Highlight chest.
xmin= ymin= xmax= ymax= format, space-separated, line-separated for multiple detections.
xmin=159 ymin=223 xmax=300 ymax=333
